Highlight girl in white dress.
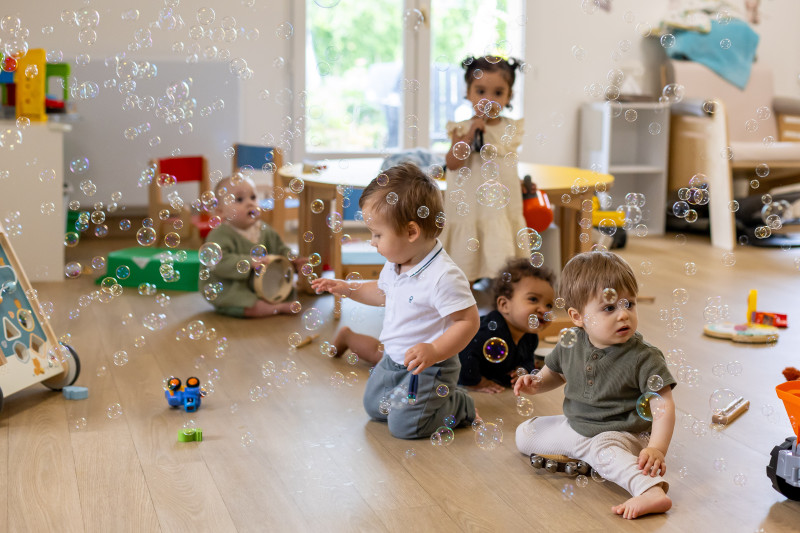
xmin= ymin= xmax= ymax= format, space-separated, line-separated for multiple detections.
xmin=442 ymin=56 xmax=528 ymax=282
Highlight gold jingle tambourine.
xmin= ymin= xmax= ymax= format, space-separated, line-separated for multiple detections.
xmin=252 ymin=255 xmax=294 ymax=303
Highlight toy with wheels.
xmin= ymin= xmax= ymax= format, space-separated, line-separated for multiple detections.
xmin=165 ymin=376 xmax=203 ymax=413
xmin=530 ymin=453 xmax=592 ymax=477
xmin=0 ymin=224 xmax=80 ymax=413
xmin=767 ymin=381 xmax=800 ymax=500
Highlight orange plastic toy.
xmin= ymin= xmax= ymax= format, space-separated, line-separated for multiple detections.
xmin=522 ymin=175 xmax=554 ymax=232
xmin=776 ymin=381 xmax=800 ymax=439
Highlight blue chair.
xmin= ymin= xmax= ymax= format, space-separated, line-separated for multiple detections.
xmin=232 ymin=144 xmax=298 ymax=239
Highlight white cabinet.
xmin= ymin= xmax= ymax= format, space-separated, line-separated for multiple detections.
xmin=579 ymin=102 xmax=670 ymax=235
xmin=0 ymin=121 xmax=70 ymax=281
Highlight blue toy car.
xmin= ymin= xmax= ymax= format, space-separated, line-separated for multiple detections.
xmin=165 ymin=376 xmax=202 ymax=412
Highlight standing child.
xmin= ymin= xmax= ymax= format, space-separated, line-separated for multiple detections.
xmin=442 ymin=55 xmax=528 ymax=282
xmin=312 ymin=163 xmax=480 ymax=439
xmin=514 ymin=252 xmax=676 ymax=520
xmin=458 ymin=257 xmax=555 ymax=393
xmin=204 ymin=175 xmax=306 ymax=317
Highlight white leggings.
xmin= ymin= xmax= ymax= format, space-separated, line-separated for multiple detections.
xmin=515 ymin=415 xmax=668 ymax=497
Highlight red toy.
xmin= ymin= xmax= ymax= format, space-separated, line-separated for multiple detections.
xmin=522 ymin=175 xmax=554 ymax=233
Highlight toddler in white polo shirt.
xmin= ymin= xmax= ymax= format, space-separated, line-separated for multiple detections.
xmin=312 ymin=162 xmax=479 ymax=439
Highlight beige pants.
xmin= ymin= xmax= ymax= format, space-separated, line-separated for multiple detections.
xmin=515 ymin=415 xmax=668 ymax=496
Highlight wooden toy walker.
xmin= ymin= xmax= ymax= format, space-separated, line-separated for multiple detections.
xmin=0 ymin=224 xmax=80 ymax=411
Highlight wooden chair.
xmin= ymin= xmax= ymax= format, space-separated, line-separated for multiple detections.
xmin=665 ymin=60 xmax=800 ymax=249
xmin=148 ymin=156 xmax=212 ymax=248
xmin=232 ymin=144 xmax=297 ymax=240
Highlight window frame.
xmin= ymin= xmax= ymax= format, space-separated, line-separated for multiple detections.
xmin=291 ymin=0 xmax=525 ymax=161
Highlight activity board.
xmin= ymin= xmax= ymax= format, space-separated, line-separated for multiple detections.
xmin=0 ymin=225 xmax=79 ymax=410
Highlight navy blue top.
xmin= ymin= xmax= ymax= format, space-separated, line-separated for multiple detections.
xmin=458 ymin=310 xmax=539 ymax=387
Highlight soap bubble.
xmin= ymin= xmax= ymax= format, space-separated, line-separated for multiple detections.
xmin=69 ymin=157 xmax=89 ymax=174
xmin=636 ymin=391 xmax=665 ymax=421
xmin=430 ymin=426 xmax=455 ymax=446
xmin=516 ymin=396 xmax=534 ymax=417
xmin=136 ymin=227 xmax=156 ymax=246
xmin=302 ymin=308 xmax=323 ymax=331
xmin=436 ymin=384 xmax=449 ymax=397
xmin=106 ymin=403 xmax=123 ymax=419
xmin=647 ymin=375 xmax=664 ymax=392
xmin=475 ymin=421 xmax=503 ymax=451
xmin=709 ymin=388 xmax=738 ymax=414
xmin=602 ymin=287 xmax=617 ymax=304
xmin=452 ymin=141 xmax=471 ymax=160
xmin=483 ymin=337 xmax=508 ymax=363
xmin=198 ymin=242 xmax=223 ymax=266
xmin=113 ymin=350 xmax=129 ymax=366
xmin=559 ymin=328 xmax=577 ymax=348
xmin=516 ymin=228 xmax=542 ymax=251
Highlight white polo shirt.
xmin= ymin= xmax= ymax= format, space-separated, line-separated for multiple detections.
xmin=377 ymin=239 xmax=476 ymax=365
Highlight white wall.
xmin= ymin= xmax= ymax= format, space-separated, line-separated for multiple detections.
xmin=4 ymin=0 xmax=293 ymax=206
xmin=4 ymin=0 xmax=799 ymax=205
xmin=522 ymin=0 xmax=800 ymax=166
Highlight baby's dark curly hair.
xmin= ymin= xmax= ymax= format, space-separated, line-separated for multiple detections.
xmin=491 ymin=257 xmax=556 ymax=309
xmin=462 ymin=55 xmax=523 ymax=109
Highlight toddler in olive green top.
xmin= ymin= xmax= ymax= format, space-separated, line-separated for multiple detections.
xmin=205 ymin=175 xmax=305 ymax=317
xmin=514 ymin=251 xmax=676 ymax=520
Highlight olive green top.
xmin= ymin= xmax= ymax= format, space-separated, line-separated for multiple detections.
xmin=204 ymin=223 xmax=291 ymax=310
xmin=545 ymin=328 xmax=676 ymax=438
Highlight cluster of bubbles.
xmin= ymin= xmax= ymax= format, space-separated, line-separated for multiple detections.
xmin=473 ymin=418 xmax=504 ymax=451
xmin=665 ymin=348 xmax=701 ymax=388
xmin=703 ymin=296 xmax=730 ymax=324
xmin=673 ymin=174 xmax=709 ymax=223
xmin=251 ymin=357 xmax=310 ymax=400
xmin=658 ymin=299 xmax=688 ymax=339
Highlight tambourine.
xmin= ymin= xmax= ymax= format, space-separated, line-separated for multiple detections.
xmin=252 ymin=255 xmax=294 ymax=303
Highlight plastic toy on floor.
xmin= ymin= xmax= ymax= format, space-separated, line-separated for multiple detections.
xmin=703 ymin=289 xmax=783 ymax=344
xmin=165 ymin=376 xmax=203 ymax=413
xmin=767 ymin=380 xmax=800 ymax=500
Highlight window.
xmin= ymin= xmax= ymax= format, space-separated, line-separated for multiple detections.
xmin=304 ymin=0 xmax=404 ymax=153
xmin=300 ymin=0 xmax=524 ymax=157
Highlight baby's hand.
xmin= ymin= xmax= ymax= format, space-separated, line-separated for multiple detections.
xmin=310 ymin=278 xmax=349 ymax=297
xmin=637 ymin=447 xmax=666 ymax=477
xmin=513 ymin=372 xmax=542 ymax=396
xmin=404 ymin=343 xmax=440 ymax=375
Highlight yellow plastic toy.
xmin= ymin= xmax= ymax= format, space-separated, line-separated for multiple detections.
xmin=703 ymin=289 xmax=780 ymax=344
xmin=13 ymin=48 xmax=47 ymax=122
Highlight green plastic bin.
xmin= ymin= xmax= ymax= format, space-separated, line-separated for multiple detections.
xmin=101 ymin=247 xmax=200 ymax=292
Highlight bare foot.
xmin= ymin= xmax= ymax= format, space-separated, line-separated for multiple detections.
xmin=611 ymin=485 xmax=672 ymax=520
xmin=332 ymin=326 xmax=351 ymax=358
xmin=467 ymin=377 xmax=505 ymax=394
xmin=244 ymin=300 xmax=294 ymax=317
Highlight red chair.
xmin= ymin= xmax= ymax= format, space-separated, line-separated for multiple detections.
xmin=148 ymin=156 xmax=213 ymax=248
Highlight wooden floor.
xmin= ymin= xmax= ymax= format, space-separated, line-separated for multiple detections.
xmin=3 ymin=232 xmax=800 ymax=532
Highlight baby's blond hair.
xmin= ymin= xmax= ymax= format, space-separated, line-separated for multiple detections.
xmin=359 ymin=162 xmax=443 ymax=239
xmin=559 ymin=251 xmax=638 ymax=313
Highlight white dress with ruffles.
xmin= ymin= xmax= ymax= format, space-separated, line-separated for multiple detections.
xmin=440 ymin=116 xmax=528 ymax=281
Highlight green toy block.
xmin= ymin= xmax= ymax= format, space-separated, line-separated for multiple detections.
xmin=178 ymin=428 xmax=203 ymax=442
xmin=100 ymin=247 xmax=200 ymax=292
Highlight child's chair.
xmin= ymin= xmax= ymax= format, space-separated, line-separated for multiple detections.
xmin=232 ymin=143 xmax=298 ymax=240
xmin=148 ymin=156 xmax=213 ymax=248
